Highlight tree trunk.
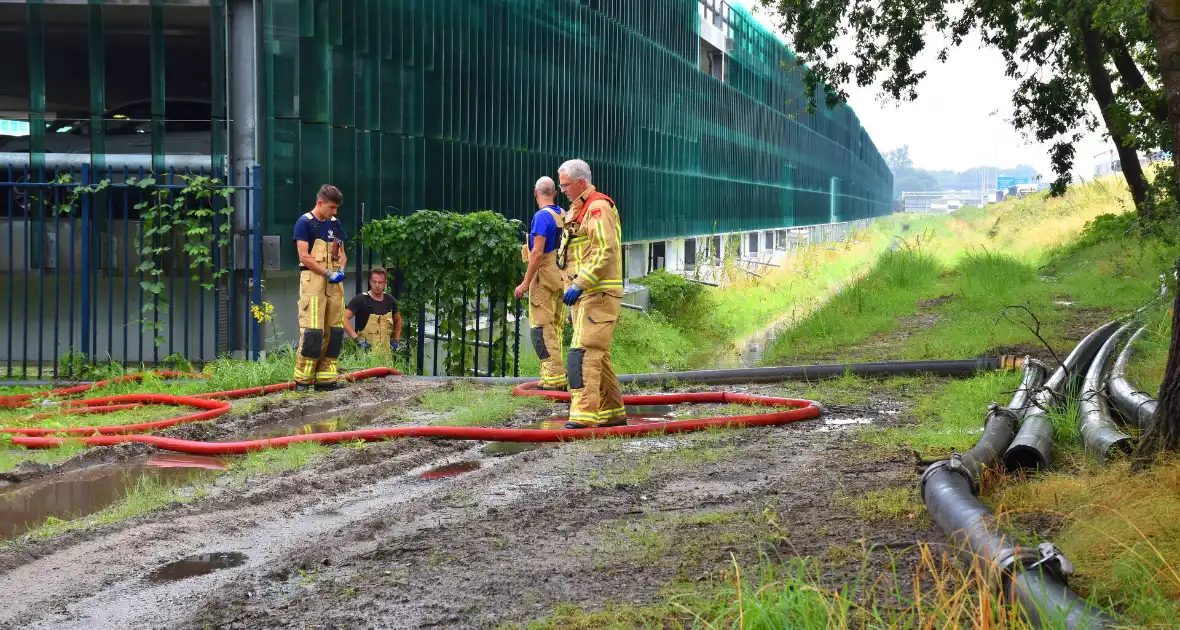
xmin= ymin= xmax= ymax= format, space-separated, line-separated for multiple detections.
xmin=1081 ymin=16 xmax=1151 ymax=212
xmin=1106 ymin=33 xmax=1170 ymax=123
xmin=1135 ymin=0 xmax=1180 ymax=463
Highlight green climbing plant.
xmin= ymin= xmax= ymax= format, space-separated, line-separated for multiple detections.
xmin=133 ymin=174 xmax=236 ymax=346
xmin=60 ymin=173 xmax=236 ymax=347
xmin=359 ymin=210 xmax=525 ymax=376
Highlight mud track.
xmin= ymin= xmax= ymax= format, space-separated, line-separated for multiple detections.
xmin=0 ymin=379 xmax=935 ymax=629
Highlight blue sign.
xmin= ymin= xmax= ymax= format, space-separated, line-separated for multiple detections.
xmin=997 ymin=176 xmax=1030 ymax=188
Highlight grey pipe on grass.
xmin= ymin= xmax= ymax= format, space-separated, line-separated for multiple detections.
xmin=1004 ymin=319 xmax=1123 ymax=471
xmin=922 ymin=358 xmax=1119 ymax=628
xmin=1079 ymin=324 xmax=1134 ymax=462
xmin=1107 ymin=326 xmax=1158 ymax=430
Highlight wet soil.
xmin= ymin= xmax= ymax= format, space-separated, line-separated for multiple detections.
xmin=0 ymin=378 xmax=937 ymax=630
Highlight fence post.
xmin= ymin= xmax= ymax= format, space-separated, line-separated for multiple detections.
xmin=251 ymin=165 xmax=263 ymax=360
xmin=80 ymin=166 xmax=92 ymax=362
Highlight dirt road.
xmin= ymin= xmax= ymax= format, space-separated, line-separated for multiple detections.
xmin=0 ymin=378 xmax=934 ymax=629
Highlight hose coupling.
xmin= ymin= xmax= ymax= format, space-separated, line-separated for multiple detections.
xmin=919 ymin=453 xmax=976 ymax=497
xmin=985 ymin=403 xmax=1020 ymax=432
xmin=995 ymin=542 xmax=1075 ymax=589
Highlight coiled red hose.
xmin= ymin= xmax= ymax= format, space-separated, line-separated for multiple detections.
xmin=1 ymin=369 xmax=821 ymax=454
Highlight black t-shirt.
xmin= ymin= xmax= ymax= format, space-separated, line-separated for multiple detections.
xmin=347 ymin=293 xmax=399 ymax=333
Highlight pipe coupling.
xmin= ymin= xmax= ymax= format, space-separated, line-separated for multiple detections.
xmin=995 ymin=542 xmax=1075 ymax=588
xmin=985 ymin=403 xmax=1020 ymax=432
xmin=919 ymin=453 xmax=976 ymax=496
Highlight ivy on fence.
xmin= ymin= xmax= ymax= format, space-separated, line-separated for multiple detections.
xmin=360 ymin=210 xmax=526 ymax=375
xmin=61 ymin=173 xmax=236 ymax=347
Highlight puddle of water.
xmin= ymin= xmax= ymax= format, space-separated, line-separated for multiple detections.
xmin=625 ymin=404 xmax=674 ymax=417
xmin=0 ymin=459 xmax=220 ymax=540
xmin=147 ymin=552 xmax=248 ymax=582
xmin=146 ymin=454 xmax=229 ymax=471
xmin=239 ymin=417 xmax=351 ymax=441
xmin=825 ymin=418 xmax=873 ymax=426
xmin=419 ymin=461 xmax=482 ymax=479
xmin=237 ymin=404 xmax=391 ymax=442
xmin=485 ymin=411 xmax=674 ymax=455
xmin=483 ymin=441 xmax=547 ymax=456
xmin=520 ymin=418 xmax=573 ymax=431
xmin=485 ymin=418 xmax=569 ymax=455
xmin=816 ymin=417 xmax=874 ymax=433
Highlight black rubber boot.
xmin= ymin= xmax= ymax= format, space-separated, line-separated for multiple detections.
xmin=314 ymin=381 xmax=346 ymax=392
xmin=294 ymin=382 xmax=312 ymax=392
xmin=564 ymin=417 xmax=627 ymax=430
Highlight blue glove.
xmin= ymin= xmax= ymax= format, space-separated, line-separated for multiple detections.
xmin=327 ymin=270 xmax=345 ymax=284
xmin=357 ymin=339 xmax=372 ymax=350
xmin=390 ymin=340 xmax=400 ymax=352
xmin=562 ymin=284 xmax=584 ymax=306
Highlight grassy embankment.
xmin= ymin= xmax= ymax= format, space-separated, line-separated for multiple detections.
xmin=521 ymin=177 xmax=1180 ymax=628
xmin=517 ymin=222 xmax=899 ymax=376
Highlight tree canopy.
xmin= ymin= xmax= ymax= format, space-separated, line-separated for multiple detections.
xmin=756 ymin=0 xmax=1175 ymax=222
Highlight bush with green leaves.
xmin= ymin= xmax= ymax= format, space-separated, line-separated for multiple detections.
xmin=359 ymin=210 xmax=525 ymax=375
xmin=637 ymin=269 xmax=734 ymax=341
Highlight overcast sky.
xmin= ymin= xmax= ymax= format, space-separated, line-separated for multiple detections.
xmin=731 ymin=0 xmax=1115 ymax=180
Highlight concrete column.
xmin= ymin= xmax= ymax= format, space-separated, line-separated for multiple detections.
xmin=230 ymin=0 xmax=259 ymax=232
xmin=228 ymin=0 xmax=259 ymax=357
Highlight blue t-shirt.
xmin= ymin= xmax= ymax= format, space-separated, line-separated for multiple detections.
xmin=293 ymin=213 xmax=347 ymax=246
xmin=529 ymin=205 xmax=563 ymax=253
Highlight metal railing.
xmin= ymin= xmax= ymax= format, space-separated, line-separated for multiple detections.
xmin=1 ymin=163 xmax=262 ymax=378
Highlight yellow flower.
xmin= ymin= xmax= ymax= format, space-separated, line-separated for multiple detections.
xmin=251 ymin=301 xmax=275 ymax=324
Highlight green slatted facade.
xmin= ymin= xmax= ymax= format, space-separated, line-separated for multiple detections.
xmin=261 ymin=0 xmax=892 ymax=261
xmin=4 ymin=0 xmax=891 ymax=250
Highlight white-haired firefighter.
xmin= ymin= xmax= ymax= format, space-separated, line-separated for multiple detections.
xmin=557 ymin=159 xmax=625 ymax=429
xmin=292 ymin=184 xmax=348 ymax=391
xmin=515 ymin=176 xmax=568 ymax=391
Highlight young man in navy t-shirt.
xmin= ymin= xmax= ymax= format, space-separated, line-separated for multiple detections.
xmin=514 ymin=176 xmax=568 ymax=390
xmin=291 ymin=184 xmax=349 ymax=391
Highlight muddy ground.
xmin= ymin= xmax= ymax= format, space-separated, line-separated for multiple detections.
xmin=0 ymin=377 xmax=937 ymax=629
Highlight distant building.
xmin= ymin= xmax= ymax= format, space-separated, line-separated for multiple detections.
xmin=901 ymin=190 xmax=988 ymax=214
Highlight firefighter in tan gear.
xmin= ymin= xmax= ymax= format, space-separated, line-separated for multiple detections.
xmin=514 ymin=176 xmax=567 ymax=391
xmin=557 ymin=159 xmax=626 ymax=429
xmin=344 ymin=267 xmax=403 ymax=358
xmin=292 ymin=185 xmax=349 ymax=391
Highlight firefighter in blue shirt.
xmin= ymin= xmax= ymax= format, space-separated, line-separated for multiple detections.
xmin=514 ymin=176 xmax=567 ymax=390
xmin=291 ymin=185 xmax=348 ymax=391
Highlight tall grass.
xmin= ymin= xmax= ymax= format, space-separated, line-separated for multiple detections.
xmin=1125 ymin=305 xmax=1173 ymax=395
xmin=525 ymin=547 xmax=1081 ymax=629
xmin=765 ymin=246 xmax=942 ymax=361
xmin=993 ymin=459 xmax=1180 ymax=626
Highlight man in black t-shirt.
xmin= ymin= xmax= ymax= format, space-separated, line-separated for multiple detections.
xmin=344 ymin=267 xmax=402 ymax=357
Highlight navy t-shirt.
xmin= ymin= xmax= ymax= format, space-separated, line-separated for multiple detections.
xmin=529 ymin=205 xmax=563 ymax=253
xmin=293 ymin=213 xmax=347 ymax=247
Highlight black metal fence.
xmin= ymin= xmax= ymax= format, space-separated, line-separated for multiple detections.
xmin=1 ymin=164 xmax=263 ymax=379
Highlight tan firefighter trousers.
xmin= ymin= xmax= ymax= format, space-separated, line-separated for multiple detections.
xmin=567 ymin=292 xmax=624 ymax=426
xmin=528 ymin=250 xmax=567 ymax=389
xmin=293 ymin=239 xmax=345 ymax=385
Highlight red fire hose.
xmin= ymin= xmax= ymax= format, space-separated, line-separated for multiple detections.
xmin=1 ymin=369 xmax=821 ymax=455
